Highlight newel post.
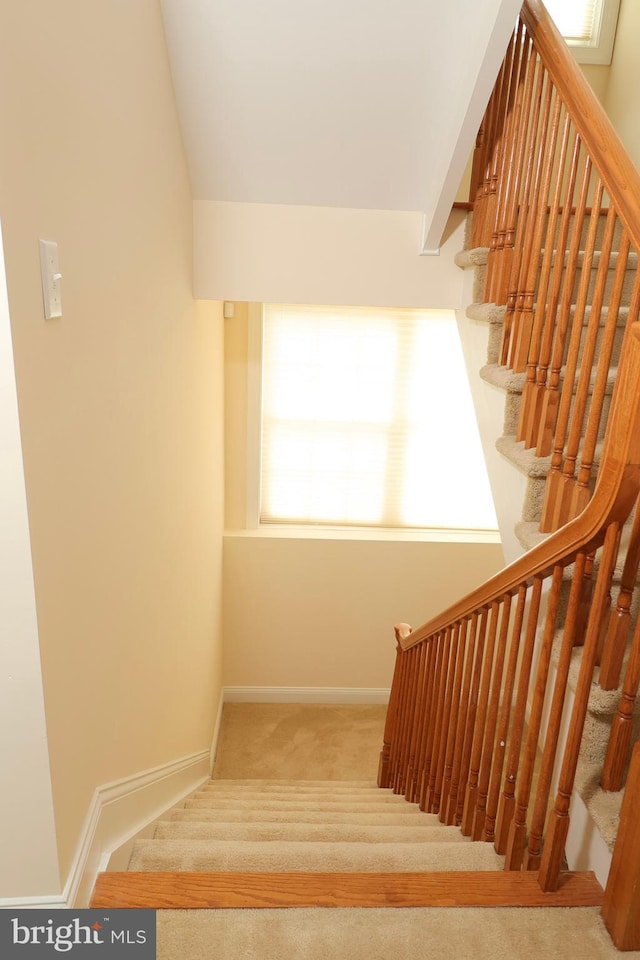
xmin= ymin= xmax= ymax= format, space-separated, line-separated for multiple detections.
xmin=377 ymin=624 xmax=411 ymax=789
xmin=602 ymin=741 xmax=640 ymax=950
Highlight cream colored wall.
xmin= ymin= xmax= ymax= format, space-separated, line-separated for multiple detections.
xmin=223 ymin=534 xmax=504 ymax=688
xmin=0 ymin=223 xmax=61 ymax=900
xmin=223 ymin=302 xmax=504 ymax=690
xmin=0 ymin=0 xmax=224 ymax=888
xmin=196 ymin=202 xmax=467 ymax=307
xmin=602 ymin=0 xmax=640 ymax=168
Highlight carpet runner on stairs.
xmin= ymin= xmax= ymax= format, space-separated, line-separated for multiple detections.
xmin=125 ymin=778 xmax=502 ymax=875
xmin=91 ymin=778 xmax=603 ymax=912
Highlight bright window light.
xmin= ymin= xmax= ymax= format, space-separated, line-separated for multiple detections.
xmin=545 ymin=0 xmax=598 ymax=41
xmin=543 ymin=0 xmax=620 ymax=64
xmin=260 ymin=303 xmax=498 ymax=531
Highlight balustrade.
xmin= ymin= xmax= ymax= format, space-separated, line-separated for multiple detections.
xmin=379 ymin=1 xmax=640 ymax=948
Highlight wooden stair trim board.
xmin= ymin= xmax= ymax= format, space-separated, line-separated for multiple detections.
xmin=90 ymin=870 xmax=603 ymax=910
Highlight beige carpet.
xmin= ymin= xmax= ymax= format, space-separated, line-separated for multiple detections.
xmin=212 ymin=703 xmax=386 ymax=780
xmin=157 ymin=905 xmax=627 ymax=960
xmin=123 ymin=704 xmax=638 ymax=960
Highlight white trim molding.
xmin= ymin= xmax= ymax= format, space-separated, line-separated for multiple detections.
xmin=223 ymin=686 xmax=390 ymax=705
xmin=65 ymin=750 xmax=212 ymax=908
xmin=0 ymin=895 xmax=68 ymax=911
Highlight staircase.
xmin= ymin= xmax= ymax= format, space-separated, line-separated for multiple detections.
xmin=91 ymin=2 xmax=640 ymax=950
xmin=90 ymin=776 xmax=612 ymax=959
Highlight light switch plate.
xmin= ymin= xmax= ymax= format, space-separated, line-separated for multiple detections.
xmin=39 ymin=239 xmax=62 ymax=319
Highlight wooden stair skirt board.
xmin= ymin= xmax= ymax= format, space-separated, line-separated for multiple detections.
xmin=91 ymin=870 xmax=603 ymax=910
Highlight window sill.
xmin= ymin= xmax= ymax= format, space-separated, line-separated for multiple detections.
xmin=224 ymin=525 xmax=502 ymax=544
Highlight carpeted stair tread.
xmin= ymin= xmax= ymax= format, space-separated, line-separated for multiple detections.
xmin=208 ymin=778 xmax=378 ymax=790
xmin=154 ymin=905 xmax=623 ymax=960
xmin=189 ymin=788 xmax=412 ymax=805
xmin=152 ymin=820 xmax=465 ymax=844
xmin=167 ymin=807 xmax=439 ymax=826
xmin=128 ymin=838 xmax=503 ymax=873
xmin=183 ymin=797 xmax=425 ymax=814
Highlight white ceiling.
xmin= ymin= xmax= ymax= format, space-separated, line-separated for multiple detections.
xmin=160 ymin=0 xmax=521 ymax=246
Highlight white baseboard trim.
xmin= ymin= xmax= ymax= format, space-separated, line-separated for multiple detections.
xmin=0 ymin=895 xmax=67 ymax=910
xmin=223 ymin=686 xmax=390 ymax=704
xmin=65 ymin=749 xmax=211 ymax=908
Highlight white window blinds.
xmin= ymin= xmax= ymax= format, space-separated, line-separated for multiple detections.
xmin=545 ymin=0 xmax=599 ymax=42
xmin=259 ymin=303 xmax=498 ymax=531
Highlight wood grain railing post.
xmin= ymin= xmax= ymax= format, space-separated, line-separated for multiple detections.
xmin=439 ymin=619 xmax=468 ymax=820
xmin=483 ymin=585 xmax=526 ymax=845
xmin=456 ymin=607 xmax=489 ymax=828
xmin=601 ymin=609 xmax=640 ymax=791
xmin=602 ymin=742 xmax=640 ymax=950
xmin=505 ymin=565 xmax=563 ymax=871
xmin=538 ymin=522 xmax=621 ymax=891
xmin=462 ymin=602 xmax=500 ymax=835
xmin=472 ymin=595 xmax=512 ymax=841
xmin=524 ymin=552 xmax=586 ymax=870
xmin=445 ymin=614 xmax=479 ymax=825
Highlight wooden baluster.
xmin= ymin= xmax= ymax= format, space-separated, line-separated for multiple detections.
xmin=539 ymin=521 xmax=621 ymax=891
xmin=539 ymin=177 xmax=605 ymax=532
xmin=602 ymin=741 xmax=640 ymax=950
xmin=472 ymin=71 xmax=504 ymax=250
xmin=473 ymin=594 xmax=513 ymax=840
xmin=418 ymin=632 xmax=446 ymax=810
xmin=470 ymin=112 xmax=489 ymax=247
xmin=424 ymin=624 xmax=457 ymax=814
xmin=387 ymin=641 xmax=410 ymax=791
xmin=405 ymin=642 xmax=431 ymax=796
xmin=532 ymin=165 xmax=597 ymax=463
xmin=542 ymin=202 xmax=617 ymax=531
xmin=461 ymin=602 xmax=500 ymax=834
xmin=445 ymin=613 xmax=479 ymax=824
xmin=393 ymin=643 xmax=419 ymax=795
xmin=486 ymin=27 xmax=519 ymax=301
xmin=524 ymin=552 xmax=586 ymax=869
xmin=571 ymin=233 xmax=635 ymax=524
xmin=439 ymin=619 xmax=468 ymax=820
xmin=393 ymin=629 xmax=423 ymax=795
xmin=494 ymin=31 xmax=535 ymax=308
xmin=378 ymin=632 xmax=404 ymax=788
xmin=503 ymin=60 xmax=547 ymax=372
xmin=455 ymin=607 xmax=489 ymax=827
xmin=483 ymin=44 xmax=515 ymax=289
xmin=518 ymin=108 xmax=572 ymax=447
xmin=412 ymin=637 xmax=438 ymax=801
xmin=509 ymin=79 xmax=560 ymax=372
xmin=600 ymin=494 xmax=640 ymax=693
xmin=495 ymin=576 xmax=543 ymax=855
xmin=505 ymin=564 xmax=563 ymax=870
xmin=601 ymin=611 xmax=640 ymax=791
xmin=404 ymin=640 xmax=428 ymax=802
xmin=500 ymin=42 xmax=539 ymax=361
xmin=483 ymin=585 xmax=527 ymax=844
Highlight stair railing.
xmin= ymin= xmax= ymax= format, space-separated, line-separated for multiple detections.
xmin=472 ymin=0 xmax=640 ymax=536
xmin=379 ymin=0 xmax=640 ymax=941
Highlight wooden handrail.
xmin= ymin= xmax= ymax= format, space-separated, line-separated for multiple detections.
xmin=400 ymin=319 xmax=640 ymax=649
xmin=521 ymin=1 xmax=640 ymax=253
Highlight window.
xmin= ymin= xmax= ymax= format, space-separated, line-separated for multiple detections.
xmin=546 ymin=0 xmax=620 ymax=64
xmin=255 ymin=303 xmax=498 ymax=532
